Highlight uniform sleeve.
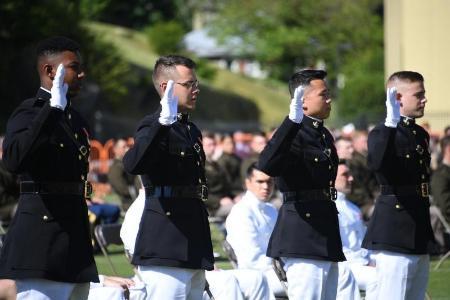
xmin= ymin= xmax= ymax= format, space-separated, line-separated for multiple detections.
xmin=257 ymin=117 xmax=301 ymax=176
xmin=2 ymin=102 xmax=63 ymax=173
xmin=367 ymin=124 xmax=396 ymax=172
xmin=123 ymin=114 xmax=171 ymax=174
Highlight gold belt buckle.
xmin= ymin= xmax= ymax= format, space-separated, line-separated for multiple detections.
xmin=84 ymin=181 xmax=93 ymax=200
xmin=420 ymin=182 xmax=429 ymax=197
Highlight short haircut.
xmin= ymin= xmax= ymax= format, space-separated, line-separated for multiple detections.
xmin=152 ymin=55 xmax=196 ymax=92
xmin=202 ymin=130 xmax=215 ymax=140
xmin=335 ymin=136 xmax=352 ymax=144
xmin=387 ymin=71 xmax=424 ymax=85
xmin=444 ymin=125 xmax=450 ymax=135
xmin=36 ymin=36 xmax=80 ymax=59
xmin=288 ymin=69 xmax=327 ymax=98
xmin=441 ymin=136 xmax=450 ymax=151
xmin=246 ymin=162 xmax=260 ymax=179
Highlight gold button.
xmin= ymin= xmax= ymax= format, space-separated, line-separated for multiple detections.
xmin=198 ymin=178 xmax=202 ymax=183
xmin=406 ymin=154 xmax=410 ymax=158
xmin=421 ymin=174 xmax=425 ymax=179
xmin=305 ymin=213 xmax=311 ymax=218
xmin=187 ymin=125 xmax=190 ymax=130
xmin=180 ymin=151 xmax=185 ymax=156
xmin=329 ymin=165 xmax=332 ymax=170
xmin=413 ymin=130 xmax=416 ymax=135
xmin=197 ymin=161 xmax=200 ymax=166
xmin=314 ymin=158 xmax=319 ymax=162
xmin=78 ymin=155 xmax=82 ymax=160
xmin=419 ymin=160 xmax=423 ymax=164
xmin=329 ymin=180 xmax=333 ymax=186
xmin=322 ymin=134 xmax=326 ymax=138
xmin=395 ymin=204 xmax=400 ymax=209
xmin=59 ymin=143 xmax=64 ymax=148
xmin=43 ymin=215 xmax=49 ymax=221
xmin=166 ymin=211 xmax=171 ymax=216
xmin=68 ymin=114 xmax=72 ymax=119
xmin=81 ymin=175 xmax=85 ymax=180
xmin=74 ymin=133 xmax=78 ymax=139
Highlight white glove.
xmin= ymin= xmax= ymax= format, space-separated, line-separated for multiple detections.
xmin=288 ymin=86 xmax=305 ymax=123
xmin=50 ymin=64 xmax=68 ymax=110
xmin=158 ymin=80 xmax=178 ymax=125
xmin=384 ymin=87 xmax=400 ymax=128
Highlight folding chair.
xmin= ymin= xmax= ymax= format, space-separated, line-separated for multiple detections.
xmin=94 ymin=223 xmax=123 ymax=276
xmin=222 ymin=240 xmax=238 ymax=269
xmin=272 ymin=258 xmax=289 ymax=299
xmin=433 ymin=207 xmax=450 ymax=270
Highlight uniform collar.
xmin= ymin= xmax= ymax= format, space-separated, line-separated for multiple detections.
xmin=177 ymin=113 xmax=190 ymax=123
xmin=37 ymin=87 xmax=72 ymax=110
xmin=400 ymin=115 xmax=415 ymax=127
xmin=302 ymin=115 xmax=324 ymax=130
xmin=37 ymin=87 xmax=51 ymax=100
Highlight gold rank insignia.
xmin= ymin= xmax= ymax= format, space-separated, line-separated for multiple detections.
xmin=323 ymin=148 xmax=331 ymax=157
xmin=403 ymin=118 xmax=410 ymax=125
xmin=313 ymin=121 xmax=319 ymax=128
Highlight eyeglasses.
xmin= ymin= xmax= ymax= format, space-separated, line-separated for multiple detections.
xmin=176 ymin=80 xmax=199 ymax=89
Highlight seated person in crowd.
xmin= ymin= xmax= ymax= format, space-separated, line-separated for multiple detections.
xmin=121 ymin=186 xmax=274 ymax=300
xmin=240 ymin=132 xmax=267 ymax=183
xmin=335 ymin=160 xmax=377 ymax=299
xmin=217 ymin=133 xmax=244 ymax=197
xmin=87 ymin=195 xmax=121 ymax=225
xmin=108 ymin=138 xmax=139 ymax=211
xmin=203 ymin=132 xmax=236 ymax=219
xmin=225 ymin=163 xmax=285 ymax=297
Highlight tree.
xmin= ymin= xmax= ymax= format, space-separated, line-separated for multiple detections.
xmin=0 ymin=0 xmax=132 ymax=131
xmin=208 ymin=0 xmax=385 ymax=122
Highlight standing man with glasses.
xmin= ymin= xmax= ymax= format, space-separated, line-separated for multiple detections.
xmin=362 ymin=71 xmax=434 ymax=299
xmin=258 ymin=70 xmax=345 ymax=300
xmin=123 ymin=55 xmax=214 ymax=299
xmin=0 ymin=36 xmax=98 ymax=299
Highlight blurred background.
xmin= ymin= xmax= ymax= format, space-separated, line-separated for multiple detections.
xmin=1 ymin=0 xmax=448 ymax=141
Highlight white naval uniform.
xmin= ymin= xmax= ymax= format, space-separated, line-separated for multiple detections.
xmin=88 ymin=275 xmax=147 ymax=300
xmin=225 ymin=190 xmax=283 ymax=298
xmin=335 ymin=192 xmax=377 ymax=300
xmin=121 ymin=189 xmax=272 ymax=300
xmin=16 ymin=279 xmax=89 ymax=300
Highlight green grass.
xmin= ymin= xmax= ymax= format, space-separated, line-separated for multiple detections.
xmin=95 ymin=223 xmax=450 ymax=298
xmin=84 ymin=21 xmax=288 ymax=129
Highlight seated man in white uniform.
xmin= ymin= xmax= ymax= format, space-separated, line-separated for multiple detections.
xmin=225 ymin=163 xmax=285 ymax=298
xmin=121 ymin=186 xmax=273 ymax=300
xmin=335 ymin=160 xmax=377 ymax=299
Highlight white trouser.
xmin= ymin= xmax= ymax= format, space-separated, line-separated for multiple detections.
xmin=138 ymin=265 xmax=205 ymax=300
xmin=16 ymin=279 xmax=89 ymax=300
xmin=336 ymin=262 xmax=360 ymax=300
xmin=371 ymin=251 xmax=429 ymax=300
xmin=348 ymin=263 xmax=377 ymax=300
xmin=264 ymin=268 xmax=287 ymax=298
xmin=283 ymin=258 xmax=339 ymax=300
xmin=204 ymin=269 xmax=274 ymax=300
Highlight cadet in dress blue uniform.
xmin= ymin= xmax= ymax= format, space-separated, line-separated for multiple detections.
xmin=0 ymin=36 xmax=98 ymax=299
xmin=258 ymin=70 xmax=345 ymax=300
xmin=362 ymin=71 xmax=433 ymax=300
xmin=123 ymin=55 xmax=214 ymax=300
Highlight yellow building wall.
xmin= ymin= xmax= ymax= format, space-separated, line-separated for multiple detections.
xmin=385 ymin=0 xmax=450 ymax=134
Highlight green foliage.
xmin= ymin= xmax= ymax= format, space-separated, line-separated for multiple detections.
xmin=195 ymin=58 xmax=217 ymax=81
xmin=0 ymin=0 xmax=132 ymax=129
xmin=209 ymin=0 xmax=384 ymax=122
xmin=337 ymin=47 xmax=385 ymax=126
xmin=145 ymin=21 xmax=186 ymax=55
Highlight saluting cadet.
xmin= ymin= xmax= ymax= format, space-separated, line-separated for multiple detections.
xmin=258 ymin=70 xmax=345 ymax=300
xmin=362 ymin=71 xmax=434 ymax=300
xmin=0 ymin=36 xmax=98 ymax=299
xmin=123 ymin=55 xmax=214 ymax=299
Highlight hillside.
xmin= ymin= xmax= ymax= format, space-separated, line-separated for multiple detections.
xmin=84 ymin=21 xmax=289 ymax=130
